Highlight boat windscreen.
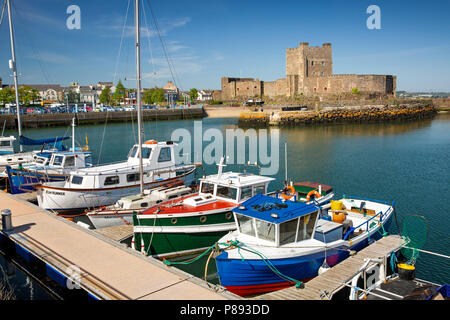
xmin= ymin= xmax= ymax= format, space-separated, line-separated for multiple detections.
xmin=236 ymin=214 xmax=256 ymax=237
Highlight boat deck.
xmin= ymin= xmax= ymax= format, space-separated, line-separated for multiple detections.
xmin=252 ymin=235 xmax=406 ymax=300
xmin=0 ymin=191 xmax=238 ymax=300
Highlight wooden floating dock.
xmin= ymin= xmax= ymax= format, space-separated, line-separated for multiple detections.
xmin=253 ymin=235 xmax=405 ymax=300
xmin=0 ymin=191 xmax=238 ymax=300
xmin=93 ymin=224 xmax=134 ymax=242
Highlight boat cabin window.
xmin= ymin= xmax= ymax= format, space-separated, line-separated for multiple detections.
xmin=216 ymin=185 xmax=238 ymax=201
xmin=71 ymin=175 xmax=83 ymax=185
xmin=200 ymin=182 xmax=215 ymax=194
xmin=35 ymin=157 xmax=47 ymax=165
xmin=128 ymin=146 xmax=138 ymax=158
xmin=104 ymin=175 xmax=120 ymax=186
xmin=85 ymin=155 xmax=92 ymax=166
xmin=236 ymin=214 xmax=256 ymax=237
xmin=141 ymin=148 xmax=152 ymax=159
xmin=279 ymin=218 xmax=298 ymax=245
xmin=240 ymin=186 xmax=253 ymax=201
xmin=127 ymin=173 xmax=141 ymax=183
xmin=0 ymin=140 xmax=11 ymax=147
xmin=255 ymin=219 xmax=276 ymax=242
xmin=299 ymin=211 xmax=318 ymax=241
xmin=52 ymin=155 xmax=64 ymax=166
xmin=278 ymin=211 xmax=319 ymax=245
xmin=64 ymin=156 xmax=75 ymax=167
xmin=158 ymin=147 xmax=171 ymax=162
xmin=254 ymin=185 xmax=266 ymax=195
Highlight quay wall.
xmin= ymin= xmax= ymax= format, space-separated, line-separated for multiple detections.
xmin=0 ymin=108 xmax=204 ymax=130
xmin=238 ymin=104 xmax=437 ymax=127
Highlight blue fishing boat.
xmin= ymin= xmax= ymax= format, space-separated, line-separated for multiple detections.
xmin=215 ymin=194 xmax=394 ymax=297
xmin=6 ymin=149 xmax=92 ymax=194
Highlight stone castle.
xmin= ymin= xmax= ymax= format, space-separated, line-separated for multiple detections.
xmin=220 ymin=42 xmax=396 ymax=100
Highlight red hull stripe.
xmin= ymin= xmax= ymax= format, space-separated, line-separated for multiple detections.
xmin=224 ymin=277 xmax=314 ymax=297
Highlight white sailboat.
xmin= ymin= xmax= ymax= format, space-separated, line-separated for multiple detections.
xmin=36 ymin=0 xmax=198 ymax=213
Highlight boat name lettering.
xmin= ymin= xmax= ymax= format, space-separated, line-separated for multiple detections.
xmin=46 ymin=190 xmax=66 ymax=196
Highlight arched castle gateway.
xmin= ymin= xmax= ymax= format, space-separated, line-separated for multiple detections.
xmin=221 ymin=42 xmax=396 ymax=100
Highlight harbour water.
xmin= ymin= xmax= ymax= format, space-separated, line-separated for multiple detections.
xmin=1 ymin=112 xmax=449 ymax=298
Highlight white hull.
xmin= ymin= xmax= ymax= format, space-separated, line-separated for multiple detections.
xmin=37 ymin=169 xmax=195 ymax=212
xmin=88 ymin=212 xmax=134 ymax=229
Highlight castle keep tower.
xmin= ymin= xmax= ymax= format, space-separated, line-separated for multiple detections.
xmin=286 ymin=42 xmax=333 ymax=96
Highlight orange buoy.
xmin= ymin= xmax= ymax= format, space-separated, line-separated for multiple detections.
xmin=306 ymin=190 xmax=322 ymax=202
xmin=282 ymin=185 xmax=296 ymax=200
xmin=332 ymin=211 xmax=347 ymax=223
xmin=145 ymin=140 xmax=157 ymax=144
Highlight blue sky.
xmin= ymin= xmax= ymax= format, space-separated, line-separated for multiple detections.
xmin=0 ymin=0 xmax=449 ymax=91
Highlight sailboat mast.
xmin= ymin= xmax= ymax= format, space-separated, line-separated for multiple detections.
xmin=6 ymin=0 xmax=23 ymax=152
xmin=135 ymin=0 xmax=144 ymax=195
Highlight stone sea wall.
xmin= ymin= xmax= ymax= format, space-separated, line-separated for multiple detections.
xmin=238 ymin=104 xmax=437 ymax=127
xmin=0 ymin=108 xmax=203 ymax=130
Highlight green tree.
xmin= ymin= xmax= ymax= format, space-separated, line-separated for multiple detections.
xmin=143 ymin=88 xmax=156 ymax=104
xmin=19 ymin=86 xmax=40 ymax=105
xmin=151 ymin=88 xmax=165 ymax=103
xmin=115 ymin=79 xmax=126 ymax=96
xmin=99 ymin=87 xmax=112 ymax=104
xmin=189 ymin=88 xmax=198 ymax=102
xmin=66 ymin=90 xmax=80 ymax=104
xmin=0 ymin=88 xmax=15 ymax=106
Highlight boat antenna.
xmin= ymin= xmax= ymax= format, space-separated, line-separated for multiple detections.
xmin=6 ymin=0 xmax=23 ymax=152
xmin=284 ymin=141 xmax=288 ymax=185
xmin=134 ymin=0 xmax=144 ymax=196
xmin=71 ymin=117 xmax=76 ymax=152
xmin=217 ymin=156 xmax=227 ymax=179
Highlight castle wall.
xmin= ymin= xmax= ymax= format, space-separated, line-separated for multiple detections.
xmin=301 ymin=74 xmax=396 ymax=95
xmin=263 ymin=78 xmax=287 ymax=98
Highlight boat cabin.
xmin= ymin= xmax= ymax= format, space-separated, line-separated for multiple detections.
xmin=48 ymin=151 xmax=92 ymax=169
xmin=66 ymin=140 xmax=179 ymax=189
xmin=0 ymin=136 xmax=16 ymax=155
xmin=232 ymin=194 xmax=322 ymax=246
xmin=126 ymin=140 xmax=176 ymax=169
xmin=194 ymin=171 xmax=275 ymax=205
xmin=292 ymin=182 xmax=333 ymax=202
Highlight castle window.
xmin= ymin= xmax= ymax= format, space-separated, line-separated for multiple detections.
xmin=324 ymin=87 xmax=327 ymax=91
xmin=314 ymin=88 xmax=317 ymax=92
xmin=321 ymin=72 xmax=324 ymax=76
xmin=322 ymin=61 xmax=325 ymax=66
xmin=311 ymin=61 xmax=314 ymax=66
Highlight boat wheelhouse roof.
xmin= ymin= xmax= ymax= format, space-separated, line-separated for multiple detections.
xmin=200 ymin=171 xmax=275 ymax=188
xmin=233 ymin=194 xmax=318 ymax=224
xmin=293 ymin=181 xmax=333 ymax=192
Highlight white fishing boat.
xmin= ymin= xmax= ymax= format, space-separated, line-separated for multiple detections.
xmin=36 ymin=140 xmax=197 ymax=213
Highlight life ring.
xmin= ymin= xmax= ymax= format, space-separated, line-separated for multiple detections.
xmin=306 ymin=190 xmax=322 ymax=202
xmin=282 ymin=185 xmax=296 ymax=200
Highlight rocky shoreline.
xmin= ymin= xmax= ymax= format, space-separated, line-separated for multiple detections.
xmin=238 ymin=104 xmax=437 ymax=127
